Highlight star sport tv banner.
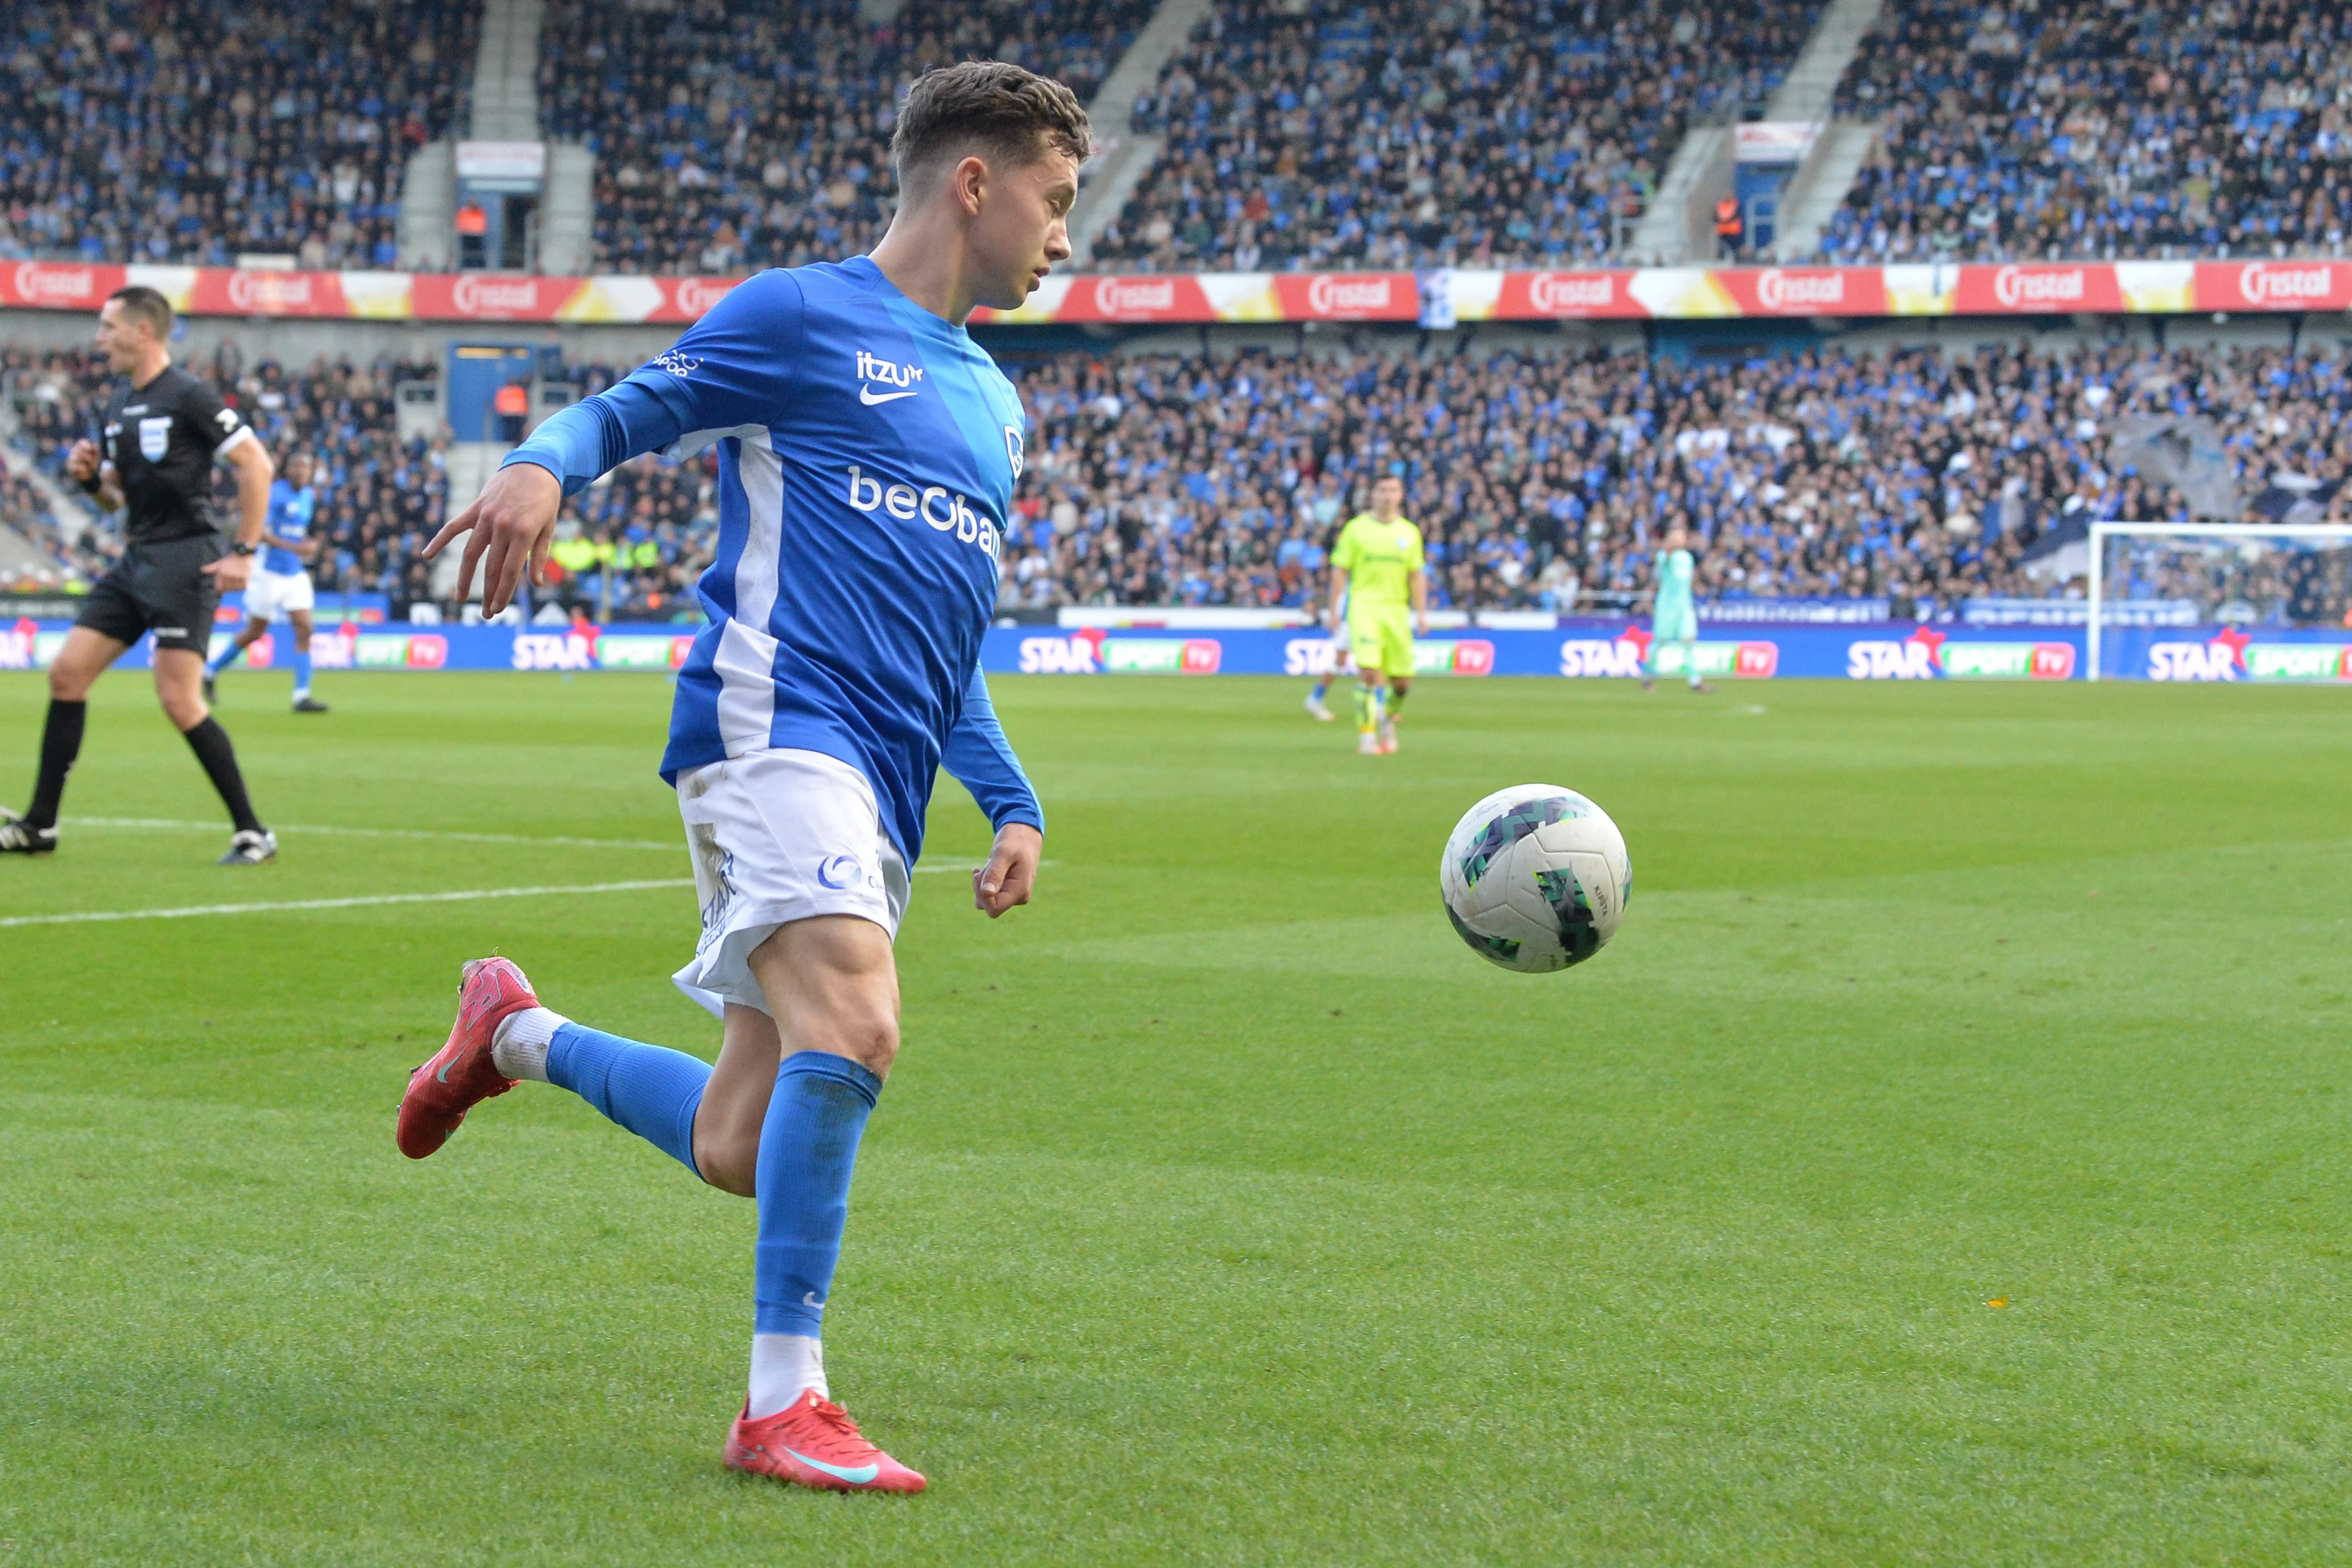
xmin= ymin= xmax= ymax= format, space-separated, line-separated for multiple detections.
xmin=5 ymin=620 xmax=2346 ymax=682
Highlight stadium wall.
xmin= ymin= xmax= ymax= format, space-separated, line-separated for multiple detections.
xmin=7 ymin=620 xmax=2346 ymax=684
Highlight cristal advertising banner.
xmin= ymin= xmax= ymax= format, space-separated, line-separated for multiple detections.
xmin=4 ymin=619 xmax=2347 ymax=682
xmin=9 ymin=260 xmax=2352 ymax=326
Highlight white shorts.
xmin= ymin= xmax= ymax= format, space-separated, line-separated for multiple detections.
xmin=243 ymin=567 xmax=315 ymax=619
xmin=670 ymin=748 xmax=910 ymax=1019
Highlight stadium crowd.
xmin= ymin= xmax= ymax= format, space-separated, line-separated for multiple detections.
xmin=1093 ymin=0 xmax=1820 ymax=273
xmin=0 ymin=0 xmax=474 ymax=268
xmin=1820 ymin=0 xmax=2352 ymax=263
xmin=992 ymin=336 xmax=2352 ymax=617
xmin=11 ymin=334 xmax=2352 ymax=625
xmin=3 ymin=346 xmax=459 ymax=612
xmin=541 ymin=0 xmax=1149 ymax=275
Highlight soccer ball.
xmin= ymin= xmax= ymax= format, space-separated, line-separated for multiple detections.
xmin=1440 ymin=785 xmax=1631 ymax=973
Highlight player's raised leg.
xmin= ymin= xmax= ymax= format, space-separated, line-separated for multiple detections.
xmin=1 ymin=626 xmax=121 ymax=854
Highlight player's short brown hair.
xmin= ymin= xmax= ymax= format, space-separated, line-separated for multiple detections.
xmin=105 ymin=284 xmax=173 ymax=339
xmin=890 ymin=61 xmax=1091 ymax=188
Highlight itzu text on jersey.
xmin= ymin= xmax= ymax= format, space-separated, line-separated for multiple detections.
xmin=500 ymin=258 xmax=1040 ymax=862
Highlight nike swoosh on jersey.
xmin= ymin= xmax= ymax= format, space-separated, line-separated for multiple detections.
xmin=783 ymin=1448 xmax=880 ymax=1485
xmin=858 ymin=384 xmax=918 ymax=406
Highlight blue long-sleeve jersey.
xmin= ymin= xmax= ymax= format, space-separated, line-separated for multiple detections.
xmin=502 ymin=258 xmax=1041 ymax=863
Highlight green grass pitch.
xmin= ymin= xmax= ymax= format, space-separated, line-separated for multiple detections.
xmin=3 ymin=669 xmax=2350 ymax=1565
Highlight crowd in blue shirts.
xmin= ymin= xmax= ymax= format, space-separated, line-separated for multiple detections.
xmin=10 ymin=334 xmax=2351 ymax=619
xmin=1095 ymin=0 xmax=1818 ymax=272
xmin=994 ymin=336 xmax=2352 ymax=613
xmin=1820 ymin=0 xmax=2352 ymax=263
xmin=543 ymin=0 xmax=1149 ymax=276
xmin=0 ymin=0 xmax=473 ymax=267
xmin=5 ymin=347 xmax=451 ymax=607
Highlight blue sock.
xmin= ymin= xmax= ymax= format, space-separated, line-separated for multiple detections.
xmin=1309 ymin=679 xmax=1329 ymax=701
xmin=205 ymin=642 xmax=240 ymax=678
xmin=291 ymin=650 xmax=313 ymax=698
xmin=545 ymin=1022 xmax=711 ymax=1177
xmin=754 ymin=1051 xmax=881 ymax=1336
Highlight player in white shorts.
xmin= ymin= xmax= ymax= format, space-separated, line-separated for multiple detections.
xmin=205 ymin=450 xmax=327 ymax=713
xmin=670 ymin=749 xmax=915 ymax=1017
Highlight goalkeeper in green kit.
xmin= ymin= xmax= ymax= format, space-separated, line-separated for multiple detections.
xmin=1641 ymin=524 xmax=1711 ymax=693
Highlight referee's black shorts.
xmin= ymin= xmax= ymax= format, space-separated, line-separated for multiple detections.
xmin=75 ymin=536 xmax=225 ymax=656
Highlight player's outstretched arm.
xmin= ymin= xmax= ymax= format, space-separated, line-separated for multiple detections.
xmin=424 ymin=461 xmax=561 ymax=615
xmin=427 ymin=272 xmax=809 ymax=615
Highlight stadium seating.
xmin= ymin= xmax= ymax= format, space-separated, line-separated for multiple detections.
xmin=4 ymin=346 xmax=118 ymax=580
xmin=1819 ymin=0 xmax=2352 ymax=262
xmin=1088 ymin=0 xmax=1822 ymax=272
xmin=994 ymin=338 xmax=2351 ymax=613
xmin=0 ymin=1 xmax=475 ymax=268
xmin=3 ymin=348 xmax=450 ymax=609
xmin=541 ymin=0 xmax=1152 ymax=275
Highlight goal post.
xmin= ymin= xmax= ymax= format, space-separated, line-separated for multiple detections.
xmin=2088 ymin=522 xmax=2352 ymax=682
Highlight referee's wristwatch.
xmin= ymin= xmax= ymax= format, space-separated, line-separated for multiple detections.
xmin=229 ymin=541 xmax=256 ymax=557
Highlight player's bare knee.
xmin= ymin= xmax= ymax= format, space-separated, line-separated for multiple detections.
xmin=832 ymin=1011 xmax=899 ymax=1078
xmin=694 ymin=1130 xmax=760 ymax=1197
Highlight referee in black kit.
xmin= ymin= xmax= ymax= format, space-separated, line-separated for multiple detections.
xmin=1 ymin=286 xmax=278 ymax=863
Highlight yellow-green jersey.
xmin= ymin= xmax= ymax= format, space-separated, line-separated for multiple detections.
xmin=1330 ymin=513 xmax=1425 ymax=610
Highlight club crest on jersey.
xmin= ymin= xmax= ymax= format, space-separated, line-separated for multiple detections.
xmin=1003 ymin=424 xmax=1023 ymax=481
xmin=855 ymin=350 xmax=923 ymax=406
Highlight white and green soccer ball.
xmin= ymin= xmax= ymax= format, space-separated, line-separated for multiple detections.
xmin=1440 ymin=784 xmax=1631 ymax=973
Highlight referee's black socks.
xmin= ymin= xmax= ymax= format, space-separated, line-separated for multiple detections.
xmin=25 ymin=698 xmax=86 ymax=830
xmin=180 ymin=717 xmax=263 ymax=836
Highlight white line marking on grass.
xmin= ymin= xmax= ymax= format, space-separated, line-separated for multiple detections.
xmin=66 ymin=816 xmax=678 ymax=851
xmin=0 ymin=879 xmax=695 ymax=929
xmin=58 ymin=819 xmax=1050 ymax=875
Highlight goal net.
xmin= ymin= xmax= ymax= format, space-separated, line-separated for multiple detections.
xmin=2088 ymin=524 xmax=2352 ymax=682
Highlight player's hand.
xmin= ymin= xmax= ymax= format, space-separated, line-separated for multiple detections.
xmin=1415 ymin=613 xmax=1430 ymax=637
xmin=972 ymin=822 xmax=1042 ymax=918
xmin=202 ymin=553 xmax=253 ymax=591
xmin=65 ymin=440 xmax=99 ymax=483
xmin=422 ymin=462 xmax=561 ymax=615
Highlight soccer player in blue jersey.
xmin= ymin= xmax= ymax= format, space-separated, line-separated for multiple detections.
xmin=205 ymin=450 xmax=329 ymax=713
xmin=395 ymin=62 xmax=1084 ymax=1497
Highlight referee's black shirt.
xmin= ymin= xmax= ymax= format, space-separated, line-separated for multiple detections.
xmin=99 ymin=366 xmax=253 ymax=545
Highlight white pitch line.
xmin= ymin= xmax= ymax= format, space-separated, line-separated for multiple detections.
xmin=65 ymin=816 xmax=678 ymax=851
xmin=56 ymin=818 xmax=1040 ymax=876
xmin=0 ymin=879 xmax=695 ymax=929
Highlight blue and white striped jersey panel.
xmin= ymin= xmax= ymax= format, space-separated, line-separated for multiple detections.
xmin=520 ymin=257 xmax=1040 ymax=863
xmin=711 ymin=426 xmax=785 ymax=758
